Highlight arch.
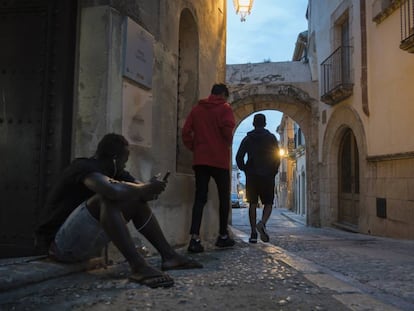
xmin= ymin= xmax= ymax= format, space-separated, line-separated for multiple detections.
xmin=176 ymin=8 xmax=199 ymax=174
xmin=230 ymin=84 xmax=313 ymax=136
xmin=320 ymin=105 xmax=368 ymax=229
xmin=229 ymin=83 xmax=321 ymax=226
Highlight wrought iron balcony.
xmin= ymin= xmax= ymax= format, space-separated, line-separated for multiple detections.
xmin=320 ymin=46 xmax=353 ymax=105
xmin=400 ymin=0 xmax=414 ymax=52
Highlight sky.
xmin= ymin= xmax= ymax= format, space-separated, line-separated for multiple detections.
xmin=227 ymin=0 xmax=309 ymax=173
xmin=227 ymin=0 xmax=309 ymax=64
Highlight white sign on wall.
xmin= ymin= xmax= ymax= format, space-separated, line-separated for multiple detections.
xmin=123 ymin=17 xmax=154 ymax=89
xmin=122 ymin=81 xmax=152 ymax=147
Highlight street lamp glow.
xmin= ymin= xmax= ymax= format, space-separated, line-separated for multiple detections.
xmin=233 ymin=0 xmax=254 ymax=22
xmin=279 ymin=148 xmax=286 ymax=157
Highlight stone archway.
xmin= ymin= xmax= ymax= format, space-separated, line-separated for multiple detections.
xmin=228 ymin=83 xmax=320 ymax=226
xmin=320 ymin=105 xmax=368 ymax=230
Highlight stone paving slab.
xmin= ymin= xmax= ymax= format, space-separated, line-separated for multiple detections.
xmin=0 ymin=240 xmax=353 ymax=310
xmin=333 ymin=294 xmax=401 ymax=311
xmin=232 ymin=208 xmax=414 ymax=311
xmin=0 ymin=256 xmax=104 ymax=292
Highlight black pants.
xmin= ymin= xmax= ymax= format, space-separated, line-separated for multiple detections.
xmin=190 ymin=165 xmax=230 ymax=236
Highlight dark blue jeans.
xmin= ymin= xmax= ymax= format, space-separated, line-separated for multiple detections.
xmin=190 ymin=165 xmax=231 ymax=236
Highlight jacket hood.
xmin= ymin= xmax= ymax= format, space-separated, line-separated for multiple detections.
xmin=198 ymin=94 xmax=227 ymax=109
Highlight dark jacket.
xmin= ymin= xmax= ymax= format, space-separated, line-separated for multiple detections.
xmin=236 ymin=128 xmax=280 ymax=177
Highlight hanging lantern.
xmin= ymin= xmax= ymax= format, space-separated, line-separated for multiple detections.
xmin=233 ymin=0 xmax=254 ymax=22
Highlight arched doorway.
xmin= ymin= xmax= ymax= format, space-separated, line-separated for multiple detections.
xmin=231 ymin=109 xmax=282 ymax=206
xmin=176 ymin=8 xmax=199 ymax=174
xmin=229 ymin=83 xmax=319 ymax=226
xmin=338 ymin=128 xmax=359 ymax=227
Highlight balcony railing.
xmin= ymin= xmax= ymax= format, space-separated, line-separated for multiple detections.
xmin=400 ymin=0 xmax=414 ymax=52
xmin=320 ymin=46 xmax=353 ymax=105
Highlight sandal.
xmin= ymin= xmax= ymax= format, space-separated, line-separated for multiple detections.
xmin=249 ymin=232 xmax=258 ymax=243
xmin=129 ymin=273 xmax=174 ymax=288
xmin=257 ymin=221 xmax=270 ymax=242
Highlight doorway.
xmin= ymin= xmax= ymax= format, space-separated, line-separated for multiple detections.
xmin=338 ymin=128 xmax=359 ymax=227
xmin=0 ymin=0 xmax=77 ymax=258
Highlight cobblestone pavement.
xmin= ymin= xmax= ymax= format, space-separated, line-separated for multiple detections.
xmin=1 ymin=243 xmax=350 ymax=311
xmin=232 ymin=207 xmax=414 ymax=311
xmin=0 ymin=207 xmax=412 ymax=310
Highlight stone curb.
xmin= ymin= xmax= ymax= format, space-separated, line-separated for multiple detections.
xmin=0 ymin=257 xmax=105 ymax=292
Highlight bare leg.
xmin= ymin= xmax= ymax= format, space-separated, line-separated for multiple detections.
xmin=87 ymin=195 xmax=164 ymax=279
xmin=249 ymin=203 xmax=258 ymax=234
xmin=131 ymin=209 xmax=176 ymax=261
xmin=131 ymin=204 xmax=202 ymax=270
xmin=261 ymin=204 xmax=273 ymax=225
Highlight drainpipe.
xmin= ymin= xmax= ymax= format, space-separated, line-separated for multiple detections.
xmin=360 ymin=0 xmax=369 ymax=116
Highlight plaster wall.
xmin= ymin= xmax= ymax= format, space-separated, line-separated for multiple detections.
xmin=363 ymin=2 xmax=414 ymax=239
xmin=366 ymin=4 xmax=414 ymax=155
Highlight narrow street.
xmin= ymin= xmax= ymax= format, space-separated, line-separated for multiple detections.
xmin=232 ymin=207 xmax=414 ymax=311
xmin=0 ymin=207 xmax=413 ymax=310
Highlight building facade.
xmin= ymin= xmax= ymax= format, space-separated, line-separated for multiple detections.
xmin=0 ymin=0 xmax=228 ymax=258
xmin=277 ymin=115 xmax=307 ymax=216
xmin=2 ymin=0 xmax=413 ymax=258
xmin=310 ymin=0 xmax=414 ymax=238
xmin=228 ymin=0 xmax=414 ymax=240
xmin=276 ymin=115 xmax=295 ymax=211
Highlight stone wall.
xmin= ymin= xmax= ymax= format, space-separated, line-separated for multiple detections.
xmin=364 ymin=156 xmax=414 ymax=239
xmin=72 ymin=1 xmax=227 ymax=250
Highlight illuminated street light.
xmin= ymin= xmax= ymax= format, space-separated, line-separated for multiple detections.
xmin=233 ymin=0 xmax=254 ymax=22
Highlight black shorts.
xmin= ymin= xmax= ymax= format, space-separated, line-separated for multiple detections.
xmin=246 ymin=174 xmax=275 ymax=205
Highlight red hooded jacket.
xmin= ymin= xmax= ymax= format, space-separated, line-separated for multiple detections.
xmin=182 ymin=95 xmax=235 ymax=169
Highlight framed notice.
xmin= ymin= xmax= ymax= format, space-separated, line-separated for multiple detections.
xmin=123 ymin=17 xmax=154 ymax=89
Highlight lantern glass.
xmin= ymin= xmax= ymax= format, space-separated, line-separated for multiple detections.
xmin=233 ymin=0 xmax=254 ymax=21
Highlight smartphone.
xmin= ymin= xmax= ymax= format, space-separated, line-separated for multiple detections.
xmin=163 ymin=171 xmax=170 ymax=181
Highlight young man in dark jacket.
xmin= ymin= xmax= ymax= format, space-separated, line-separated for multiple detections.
xmin=36 ymin=133 xmax=201 ymax=288
xmin=236 ymin=113 xmax=280 ymax=243
xmin=182 ymin=83 xmax=236 ymax=253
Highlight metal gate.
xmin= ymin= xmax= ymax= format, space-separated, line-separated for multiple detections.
xmin=0 ymin=0 xmax=76 ymax=258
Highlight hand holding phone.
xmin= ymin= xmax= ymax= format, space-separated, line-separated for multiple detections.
xmin=163 ymin=171 xmax=170 ymax=181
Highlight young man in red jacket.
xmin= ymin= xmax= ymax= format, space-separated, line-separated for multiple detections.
xmin=182 ymin=83 xmax=236 ymax=253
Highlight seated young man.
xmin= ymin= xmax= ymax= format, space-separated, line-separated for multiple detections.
xmin=36 ymin=133 xmax=202 ymax=288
